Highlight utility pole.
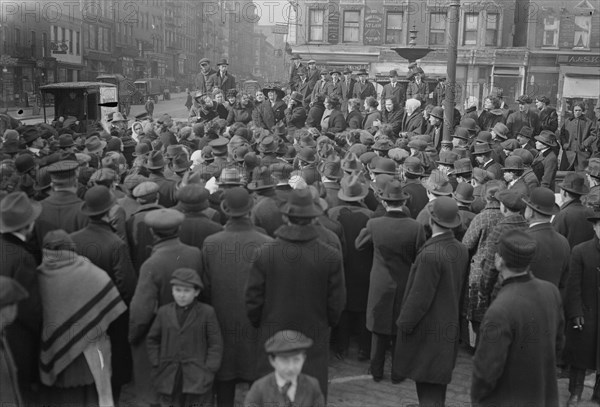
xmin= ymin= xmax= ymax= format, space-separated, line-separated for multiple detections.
xmin=443 ymin=0 xmax=460 ymax=141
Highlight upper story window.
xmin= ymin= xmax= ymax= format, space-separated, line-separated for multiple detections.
xmin=343 ymin=10 xmax=360 ymax=43
xmin=429 ymin=12 xmax=446 ymax=46
xmin=385 ymin=11 xmax=403 ymax=44
xmin=574 ymin=15 xmax=592 ymax=49
xmin=463 ymin=12 xmax=478 ymax=45
xmin=308 ymin=8 xmax=325 ymax=42
xmin=542 ymin=16 xmax=560 ymax=47
xmin=485 ymin=13 xmax=499 ymax=46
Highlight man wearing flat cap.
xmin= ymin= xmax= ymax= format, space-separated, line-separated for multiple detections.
xmin=246 ymin=188 xmax=346 ymax=398
xmin=288 ymin=55 xmax=304 ymax=92
xmin=0 ymin=192 xmax=42 ymax=404
xmin=126 ymin=181 xmax=163 ymax=270
xmin=195 ymin=58 xmax=217 ymax=95
xmin=394 ymin=196 xmax=469 ymax=405
xmin=553 ymin=172 xmax=594 ymax=248
xmin=128 ymin=208 xmax=202 ymax=406
xmin=472 ymin=229 xmax=564 ymax=406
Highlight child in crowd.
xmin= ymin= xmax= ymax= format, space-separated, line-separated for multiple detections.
xmin=146 ymin=268 xmax=223 ymax=407
xmin=244 ymin=330 xmax=324 ymax=407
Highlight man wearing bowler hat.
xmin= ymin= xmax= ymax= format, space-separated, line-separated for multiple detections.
xmin=552 ymin=172 xmax=594 ymax=248
xmin=394 ymin=196 xmax=469 ymax=406
xmin=70 ymin=185 xmax=137 ymax=403
xmin=34 ymin=160 xmax=89 ymax=248
xmin=522 ymin=187 xmax=570 ymax=294
xmin=145 ymin=150 xmax=177 ymax=208
xmin=472 ymin=142 xmax=503 ymax=182
xmin=0 ymin=192 xmax=42 ymax=405
xmin=246 ymin=188 xmax=346 ymax=398
xmin=248 ymin=166 xmax=285 ymax=237
xmin=380 ymin=70 xmax=405 ymax=110
xmin=195 ymin=57 xmax=217 ymax=94
xmin=126 ymin=181 xmax=162 ymax=270
xmin=203 ymin=187 xmax=274 ymax=406
xmin=352 ymin=69 xmax=376 ymax=108
xmin=531 ymin=130 xmax=558 ymax=190
xmin=212 ymin=58 xmax=236 ymax=93
xmin=472 ymin=230 xmax=564 ymax=406
xmin=174 ymin=183 xmax=223 ymax=249
xmin=128 ymin=208 xmax=202 ymax=406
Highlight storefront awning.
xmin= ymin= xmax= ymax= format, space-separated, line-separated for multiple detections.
xmin=563 ymin=76 xmax=600 ymax=98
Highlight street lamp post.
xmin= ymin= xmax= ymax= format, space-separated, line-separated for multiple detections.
xmin=443 ymin=0 xmax=461 ymax=141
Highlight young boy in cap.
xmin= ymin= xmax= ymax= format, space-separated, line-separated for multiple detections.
xmin=244 ymin=330 xmax=325 ymax=407
xmin=146 ymin=268 xmax=223 ymax=407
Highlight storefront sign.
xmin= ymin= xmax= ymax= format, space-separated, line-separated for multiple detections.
xmin=316 ymin=63 xmax=369 ymax=72
xmin=363 ymin=9 xmax=383 ymax=45
xmin=557 ymin=54 xmax=600 ymax=66
xmin=327 ymin=1 xmax=340 ymax=44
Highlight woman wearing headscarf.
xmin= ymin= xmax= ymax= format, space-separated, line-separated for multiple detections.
xmin=402 ymin=99 xmax=426 ymax=134
xmin=38 ymin=230 xmax=126 ymax=407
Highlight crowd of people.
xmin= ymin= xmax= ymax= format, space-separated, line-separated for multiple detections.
xmin=1 ymin=58 xmax=600 ymax=407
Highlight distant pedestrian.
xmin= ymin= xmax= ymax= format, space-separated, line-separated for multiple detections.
xmin=145 ymin=97 xmax=154 ymax=120
xmin=185 ymin=91 xmax=193 ymax=113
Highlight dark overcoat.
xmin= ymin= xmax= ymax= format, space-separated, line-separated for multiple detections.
xmin=402 ymin=179 xmax=428 ymax=220
xmin=346 ymin=110 xmax=363 ymax=129
xmin=284 ymin=106 xmax=307 ymax=131
xmin=352 ymin=80 xmax=376 ymax=102
xmin=211 ymin=72 xmax=236 ymax=93
xmin=506 ymin=110 xmax=541 ymax=138
xmin=402 ymin=110 xmax=425 ymax=134
xmin=126 ymin=202 xmax=163 ymax=271
xmin=564 ymin=236 xmax=600 ymax=370
xmin=539 ymin=106 xmax=559 ymax=132
xmin=203 ymin=218 xmax=274 ymax=381
xmin=246 ymin=224 xmax=346 ymax=397
xmin=70 ymin=220 xmax=137 ymax=388
xmin=560 ymin=116 xmax=596 ymax=171
xmin=329 ymin=204 xmax=373 ymax=312
xmin=381 ymin=83 xmax=404 ymax=109
xmin=552 ymin=198 xmax=595 ymax=249
xmin=381 ymin=108 xmax=403 ymax=136
xmin=306 ymin=103 xmax=325 ymax=129
xmin=148 ymin=173 xmax=177 ymax=208
xmin=34 ymin=190 xmax=89 ymax=249
xmin=527 ymin=223 xmax=570 ymax=294
xmin=227 ymin=103 xmax=253 ymax=125
xmin=472 ymin=273 xmax=564 ymax=407
xmin=177 ymin=211 xmax=224 ymax=250
xmin=0 ymin=233 xmax=41 ymax=394
xmin=356 ymin=211 xmax=426 ymax=335
xmin=146 ymin=302 xmax=223 ymax=395
xmin=531 ymin=148 xmax=557 ymax=190
xmin=250 ymin=192 xmax=285 ymax=237
xmin=327 ymin=109 xmax=347 ymax=133
xmin=394 ymin=231 xmax=469 ymax=384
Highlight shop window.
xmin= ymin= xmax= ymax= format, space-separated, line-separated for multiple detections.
xmin=385 ymin=12 xmax=403 ymax=44
xmin=574 ymin=15 xmax=591 ymax=49
xmin=343 ymin=10 xmax=360 ymax=43
xmin=485 ymin=13 xmax=498 ymax=46
xmin=69 ymin=29 xmax=73 ymax=54
xmin=463 ymin=12 xmax=478 ymax=45
xmin=76 ymin=31 xmax=80 ymax=55
xmin=542 ymin=16 xmax=559 ymax=47
xmin=308 ymin=9 xmax=325 ymax=42
xmin=429 ymin=12 xmax=446 ymax=46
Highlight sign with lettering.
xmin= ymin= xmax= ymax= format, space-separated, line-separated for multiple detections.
xmin=557 ymin=54 xmax=600 ymax=66
xmin=316 ymin=63 xmax=369 ymax=72
xmin=328 ymin=0 xmax=340 ymax=44
xmin=363 ymin=8 xmax=383 ymax=45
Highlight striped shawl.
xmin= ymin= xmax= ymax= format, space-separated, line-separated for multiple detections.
xmin=37 ymin=249 xmax=126 ymax=386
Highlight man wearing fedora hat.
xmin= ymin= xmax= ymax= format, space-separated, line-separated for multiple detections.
xmin=452 ymin=182 xmax=476 ymax=240
xmin=472 ymin=142 xmax=503 ymax=182
xmin=246 ymin=188 xmax=346 ymax=398
xmin=563 ymin=196 xmax=600 ymax=406
xmin=522 ymin=187 xmax=570 ymax=291
xmin=326 ymin=69 xmax=343 ymax=100
xmin=174 ymin=184 xmax=223 ymax=249
xmin=202 ymin=187 xmax=274 ymax=406
xmin=129 ymin=208 xmax=202 ymax=405
xmin=247 ymin=166 xmax=285 ymax=237
xmin=288 ymin=55 xmax=304 ymax=92
xmin=295 ymin=67 xmax=313 ymax=109
xmin=127 ymin=181 xmax=163 ymax=270
xmin=317 ymin=155 xmax=344 ymax=209
xmin=472 ymin=229 xmax=564 ymax=407
xmin=401 ymin=156 xmax=428 ymax=219
xmin=531 ymin=130 xmax=558 ymax=190
xmin=552 ymin=172 xmax=594 ymax=249
xmin=356 ymin=180 xmax=425 ymax=383
xmin=70 ymin=185 xmax=137 ymax=403
xmin=394 ymin=196 xmax=469 ymax=405
xmin=352 ymin=69 xmax=376 ymax=109
xmin=34 ymin=160 xmax=89 ymax=248
xmin=502 ymin=155 xmax=528 ymax=198
xmin=145 ymin=150 xmax=177 ymax=208
xmin=416 ymin=170 xmax=453 ymax=232
xmin=195 ymin=57 xmax=217 ymax=95
xmin=0 ymin=192 xmax=42 ymax=404
xmin=380 ymin=70 xmax=404 ymax=111
xmin=211 ymin=58 xmax=236 ymax=93
xmin=507 ymin=95 xmax=541 ymax=139
xmin=341 ymin=68 xmax=356 ymax=113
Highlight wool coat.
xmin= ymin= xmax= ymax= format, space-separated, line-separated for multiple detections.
xmin=284 ymin=106 xmax=307 ymax=131
xmin=406 ymin=81 xmax=428 ymax=101
xmin=527 ymin=223 xmax=571 ymax=295
xmin=394 ymin=231 xmax=469 ymax=384
xmin=356 ymin=211 xmax=426 ymax=335
xmin=522 ymin=168 xmax=540 ymax=191
xmin=352 ymin=80 xmax=376 ymax=103
xmin=295 ymin=79 xmax=313 ymax=109
xmin=402 ymin=179 xmax=428 ymax=220
xmin=288 ymin=62 xmax=304 ymax=91
xmin=539 ymin=106 xmax=559 ymax=132
xmin=346 ymin=110 xmax=363 ymax=129
xmin=34 ymin=190 xmax=89 ymax=249
xmin=478 ymin=109 xmax=505 ymax=132
xmin=0 ymin=233 xmax=42 ymax=395
xmin=253 ymin=100 xmax=286 ymax=130
xmin=508 ymin=177 xmax=529 ymax=198
xmin=246 ymin=224 xmax=346 ymax=397
xmin=531 ymin=148 xmax=557 ymax=190
xmin=250 ymin=192 xmax=285 ymax=237
xmin=202 ymin=218 xmax=274 ymax=382
xmin=564 ymin=236 xmax=600 ymax=370
xmin=126 ymin=202 xmax=163 ymax=272
xmin=326 ymin=80 xmax=343 ymax=100
xmin=381 ymin=83 xmax=405 ymax=109
xmin=329 ymin=204 xmax=373 ymax=312
xmin=506 ymin=110 xmax=541 ymax=138
xmin=148 ymin=173 xmax=177 ymax=208
xmin=472 ymin=273 xmax=564 ymax=407
xmin=194 ymin=68 xmax=217 ymax=94
xmin=552 ymin=198 xmax=595 ymax=249
xmin=306 ymin=102 xmax=325 ymax=129
xmin=322 ymin=182 xmax=342 ymax=210
xmin=0 ymin=336 xmax=22 ymax=407
xmin=402 ymin=109 xmax=425 ymax=134
xmin=560 ymin=116 xmax=596 ymax=171
xmin=211 ymin=72 xmax=236 ymax=93
xmin=244 ymin=372 xmax=325 ymax=407
xmin=311 ymin=79 xmax=329 ymax=103
xmin=177 ymin=211 xmax=224 ymax=251
xmin=381 ymin=108 xmax=403 ymax=136
xmin=327 ymin=109 xmax=347 ymax=133
xmin=362 ymin=110 xmax=381 ymax=133
xmin=227 ymin=103 xmax=253 ymax=125
xmin=146 ymin=302 xmax=223 ymax=395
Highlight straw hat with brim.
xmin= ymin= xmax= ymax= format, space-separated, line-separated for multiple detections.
xmin=281 ymin=188 xmax=324 ymax=218
xmin=247 ymin=167 xmax=276 ymax=191
xmin=84 ymin=136 xmax=107 ymax=154
xmin=453 ymin=182 xmax=475 ymax=204
xmin=263 ymin=86 xmax=285 ymax=99
xmin=559 ymin=172 xmax=590 ymax=196
xmin=81 ymin=185 xmax=116 ymax=216
xmin=379 ymin=179 xmax=409 ymax=201
xmin=0 ymin=191 xmax=42 ymax=233
xmin=318 ymin=156 xmax=344 ymax=179
xmin=338 ymin=174 xmax=369 ymax=202
xmin=522 ymin=187 xmax=560 ymax=216
xmin=534 ymin=130 xmax=558 ymax=148
xmin=428 ymin=196 xmax=462 ymax=228
xmin=502 ymin=156 xmax=525 ymax=171
xmin=145 ymin=151 xmax=166 ymax=170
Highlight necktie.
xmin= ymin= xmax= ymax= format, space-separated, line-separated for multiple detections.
xmin=281 ymin=381 xmax=292 ymax=407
